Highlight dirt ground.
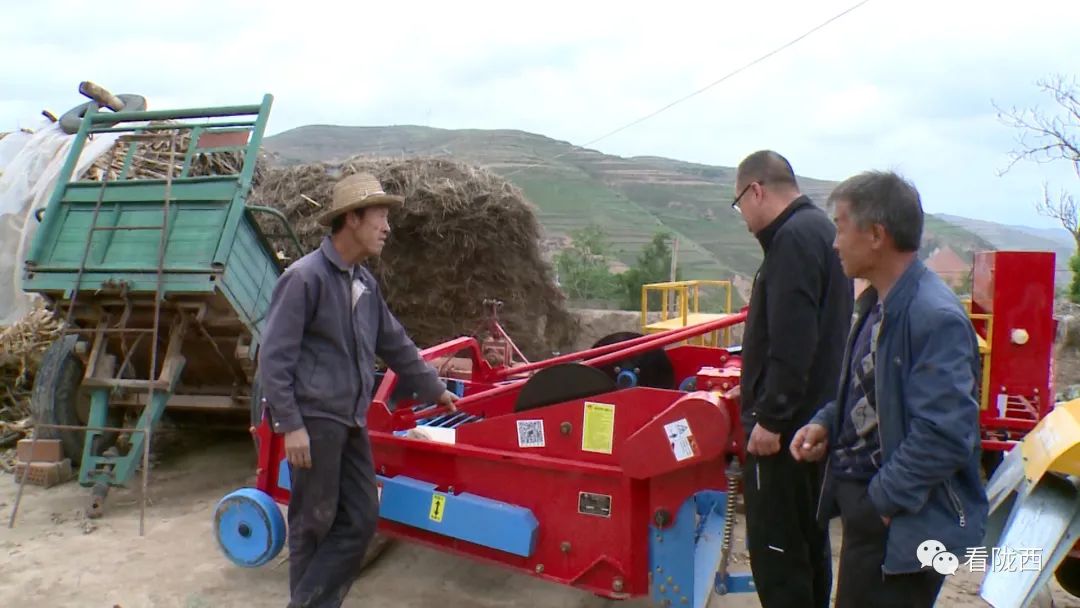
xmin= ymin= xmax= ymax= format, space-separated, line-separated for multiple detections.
xmin=3 ymin=430 xmax=1077 ymax=608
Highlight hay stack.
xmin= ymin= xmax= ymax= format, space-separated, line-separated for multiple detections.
xmin=249 ymin=156 xmax=578 ymax=359
xmin=0 ymin=302 xmax=61 ymax=446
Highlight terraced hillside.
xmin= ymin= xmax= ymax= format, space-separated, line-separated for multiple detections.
xmin=263 ymin=125 xmax=1040 ymax=301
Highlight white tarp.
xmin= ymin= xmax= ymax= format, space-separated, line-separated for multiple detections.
xmin=0 ymin=118 xmax=124 ymax=325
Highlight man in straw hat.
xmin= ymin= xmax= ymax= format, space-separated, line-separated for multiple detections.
xmin=258 ymin=172 xmax=459 ymax=607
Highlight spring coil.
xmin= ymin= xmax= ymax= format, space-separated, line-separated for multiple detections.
xmin=716 ymin=460 xmax=742 ymax=594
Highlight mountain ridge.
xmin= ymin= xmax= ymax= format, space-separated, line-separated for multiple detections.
xmin=262 ymin=124 xmax=1073 ymax=292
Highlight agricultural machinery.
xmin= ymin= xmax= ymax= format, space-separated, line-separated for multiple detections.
xmin=216 ymin=314 xmax=755 ymax=607
xmin=15 ymin=88 xmax=295 ymax=524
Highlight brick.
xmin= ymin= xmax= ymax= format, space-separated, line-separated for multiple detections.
xmin=13 ymin=459 xmax=73 ymax=488
xmin=16 ymin=438 xmax=64 ymax=463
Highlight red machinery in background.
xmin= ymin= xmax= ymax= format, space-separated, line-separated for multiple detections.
xmin=215 ymin=313 xmax=753 ymax=608
xmin=967 ymin=251 xmax=1059 ymax=464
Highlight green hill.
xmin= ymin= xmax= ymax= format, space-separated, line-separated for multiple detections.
xmin=263 ymin=124 xmax=1064 ymax=303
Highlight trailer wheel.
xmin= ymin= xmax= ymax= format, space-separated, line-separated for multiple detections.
xmin=214 ymin=487 xmax=286 ymax=568
xmin=30 ymin=335 xmax=121 ymax=465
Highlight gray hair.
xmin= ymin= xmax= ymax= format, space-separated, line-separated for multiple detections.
xmin=828 ymin=170 xmax=924 ymax=252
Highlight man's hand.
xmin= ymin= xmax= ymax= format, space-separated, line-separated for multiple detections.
xmin=881 ymin=515 xmax=891 ymax=527
xmin=746 ymin=424 xmax=781 ymax=456
xmin=437 ymin=390 xmax=459 ymax=412
xmin=723 ymin=385 xmax=740 ymax=400
xmin=790 ymin=423 xmax=829 ymax=462
xmin=284 ymin=427 xmax=311 ymax=468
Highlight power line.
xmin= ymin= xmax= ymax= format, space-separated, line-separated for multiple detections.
xmin=502 ymin=0 xmax=876 ymax=177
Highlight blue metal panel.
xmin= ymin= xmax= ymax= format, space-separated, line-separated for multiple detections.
xmin=649 ymin=490 xmax=754 ymax=608
xmin=376 ymin=474 xmax=539 ymax=558
xmin=717 ymin=572 xmax=756 ymax=595
xmin=278 ymin=457 xmax=291 ymax=492
xmin=446 ymin=378 xmax=466 ymax=397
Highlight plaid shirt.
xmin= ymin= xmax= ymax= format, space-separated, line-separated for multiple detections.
xmin=830 ymin=302 xmax=883 ymax=481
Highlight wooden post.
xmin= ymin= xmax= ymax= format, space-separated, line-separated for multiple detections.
xmin=668 ymin=237 xmax=679 ymax=315
xmin=670 ymin=237 xmax=679 ymax=282
xmin=79 ymin=81 xmax=125 ymax=112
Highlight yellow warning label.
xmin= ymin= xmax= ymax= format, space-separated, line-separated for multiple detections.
xmin=429 ymin=494 xmax=446 ymax=523
xmin=582 ymin=401 xmax=615 ymax=454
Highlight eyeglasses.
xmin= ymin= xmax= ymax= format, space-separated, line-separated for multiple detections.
xmin=731 ymin=181 xmax=759 ymax=211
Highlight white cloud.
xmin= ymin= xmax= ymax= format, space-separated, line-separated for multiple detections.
xmin=3 ymin=0 xmax=1080 ymax=230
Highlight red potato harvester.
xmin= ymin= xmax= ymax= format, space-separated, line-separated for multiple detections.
xmin=213 ymin=312 xmax=754 ymax=607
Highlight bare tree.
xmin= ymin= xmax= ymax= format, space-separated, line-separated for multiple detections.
xmin=996 ymin=73 xmax=1080 ymax=249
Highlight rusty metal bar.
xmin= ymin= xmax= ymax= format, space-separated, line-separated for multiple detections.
xmin=7 ymin=423 xmax=149 ymax=533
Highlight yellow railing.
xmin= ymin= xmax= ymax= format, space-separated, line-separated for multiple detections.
xmin=962 ymin=298 xmax=994 ymax=412
xmin=640 ymin=280 xmax=734 ymax=347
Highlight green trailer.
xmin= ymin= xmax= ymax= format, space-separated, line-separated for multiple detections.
xmin=19 ymin=91 xmax=302 ymax=519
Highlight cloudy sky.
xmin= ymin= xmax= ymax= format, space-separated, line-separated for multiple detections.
xmin=4 ymin=0 xmax=1079 ymax=230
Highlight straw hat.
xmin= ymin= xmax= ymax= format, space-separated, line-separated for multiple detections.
xmin=317 ymin=172 xmax=404 ymax=226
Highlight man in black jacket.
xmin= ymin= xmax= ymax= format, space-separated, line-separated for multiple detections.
xmin=730 ymin=150 xmax=853 ymax=608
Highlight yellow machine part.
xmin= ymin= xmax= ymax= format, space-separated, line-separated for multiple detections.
xmin=641 ymin=280 xmax=734 ymax=347
xmin=1021 ymin=398 xmax=1080 ymax=484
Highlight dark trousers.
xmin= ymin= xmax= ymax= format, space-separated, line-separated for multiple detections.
xmin=743 ymin=448 xmax=832 ymax=608
xmin=834 ymin=479 xmax=945 ymax=608
xmin=287 ymin=418 xmax=380 ymax=608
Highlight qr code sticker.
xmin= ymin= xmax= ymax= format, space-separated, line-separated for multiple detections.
xmin=517 ymin=419 xmax=545 ymax=448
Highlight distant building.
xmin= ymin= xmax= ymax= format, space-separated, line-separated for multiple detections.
xmin=848 ymin=246 xmax=970 ymax=299
xmin=924 ymin=245 xmax=970 ymax=289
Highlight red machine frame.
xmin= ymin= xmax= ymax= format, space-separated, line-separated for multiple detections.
xmin=968 ymin=251 xmax=1058 ymax=454
xmin=236 ymin=314 xmax=753 ymax=607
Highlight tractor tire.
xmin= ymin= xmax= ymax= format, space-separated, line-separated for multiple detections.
xmin=59 ymin=94 xmax=148 ymax=134
xmin=29 ymin=335 xmax=121 ymax=465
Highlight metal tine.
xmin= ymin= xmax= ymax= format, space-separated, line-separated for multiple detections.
xmin=448 ymin=414 xmax=479 ymax=429
xmin=436 ymin=412 xmax=470 ymax=428
xmin=425 ymin=414 xmax=454 ymax=427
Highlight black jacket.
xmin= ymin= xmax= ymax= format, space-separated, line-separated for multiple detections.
xmin=739 ymin=196 xmax=853 ymax=438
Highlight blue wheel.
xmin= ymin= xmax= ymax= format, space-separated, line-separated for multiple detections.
xmin=679 ymin=376 xmax=697 ymax=392
xmin=616 ymin=370 xmax=638 ymax=388
xmin=214 ymin=488 xmax=286 ymax=568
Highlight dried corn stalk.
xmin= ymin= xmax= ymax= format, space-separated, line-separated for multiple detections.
xmin=0 ymin=303 xmax=61 ymax=430
xmin=84 ymin=120 xmax=266 ymax=183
